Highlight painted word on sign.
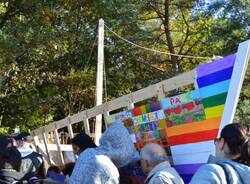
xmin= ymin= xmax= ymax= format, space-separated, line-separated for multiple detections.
xmin=133 ymin=110 xmax=165 ymax=125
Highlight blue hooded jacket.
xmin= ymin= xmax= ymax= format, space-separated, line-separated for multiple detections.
xmin=190 ymin=155 xmax=250 ymax=184
xmin=69 ymin=120 xmax=136 ymax=184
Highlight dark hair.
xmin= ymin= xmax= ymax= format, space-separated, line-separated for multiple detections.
xmin=0 ymin=136 xmax=16 ymax=148
xmin=220 ymin=123 xmax=250 ymax=166
xmin=0 ymin=147 xmax=22 ymax=171
xmin=15 ymin=132 xmax=33 ymax=143
xmin=62 ymin=162 xmax=75 ymax=176
xmin=71 ymin=133 xmax=96 ymax=153
xmin=47 ymin=165 xmax=61 ymax=174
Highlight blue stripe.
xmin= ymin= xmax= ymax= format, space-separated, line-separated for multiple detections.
xmin=199 ymin=80 xmax=230 ymax=99
xmin=197 ymin=67 xmax=233 ymax=88
xmin=192 ymin=90 xmax=201 ymax=100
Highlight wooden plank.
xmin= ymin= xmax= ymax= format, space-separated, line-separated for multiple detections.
xmin=127 ymin=94 xmax=134 ymax=110
xmin=67 ymin=123 xmax=74 ymax=139
xmin=87 ymin=105 xmax=104 ymax=118
xmin=157 ymin=84 xmax=165 ymax=101
xmin=66 ymin=118 xmax=76 ymax=161
xmin=44 ymin=123 xmax=56 ymax=133
xmin=33 ymin=135 xmax=40 ymax=153
xmin=70 ymin=111 xmax=86 ymax=125
xmin=54 ymin=129 xmax=64 ymax=165
xmin=83 ymin=118 xmax=90 ymax=136
xmin=94 ymin=19 xmax=105 ymax=145
xmin=32 ymin=127 xmax=43 ymax=136
xmin=108 ymin=95 xmax=130 ymax=111
xmin=219 ymin=39 xmax=250 ymax=135
xmin=132 ymin=84 xmax=159 ymax=103
xmin=42 ymin=132 xmax=52 ymax=165
xmin=36 ymin=143 xmax=56 ymax=166
xmin=45 ymin=144 xmax=73 ymax=151
xmin=103 ymin=111 xmax=109 ymax=129
xmin=54 ymin=118 xmax=68 ymax=130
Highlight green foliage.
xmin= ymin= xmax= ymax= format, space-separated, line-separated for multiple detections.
xmin=0 ymin=0 xmax=249 ymax=134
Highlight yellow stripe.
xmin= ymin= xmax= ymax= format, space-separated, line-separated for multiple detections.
xmin=205 ymin=105 xmax=224 ymax=119
xmin=166 ymin=117 xmax=221 ymax=137
xmin=140 ymin=105 xmax=147 ymax=114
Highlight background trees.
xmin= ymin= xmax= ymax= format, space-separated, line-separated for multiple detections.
xmin=0 ymin=0 xmax=249 ymax=134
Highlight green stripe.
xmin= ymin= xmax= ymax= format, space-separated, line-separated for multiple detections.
xmin=202 ymin=92 xmax=228 ymax=108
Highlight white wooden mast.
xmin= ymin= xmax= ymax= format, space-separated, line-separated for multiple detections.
xmin=94 ymin=18 xmax=104 ymax=144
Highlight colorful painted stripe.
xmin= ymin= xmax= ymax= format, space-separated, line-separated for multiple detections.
xmin=171 ymin=141 xmax=215 ymax=155
xmin=168 ymin=129 xmax=218 ymax=146
xmin=199 ymin=79 xmax=230 ymax=99
xmin=150 ymin=102 xmax=161 ymax=111
xmin=204 ymin=105 xmax=224 ymax=119
xmin=202 ymin=93 xmax=227 ymax=108
xmin=166 ymin=117 xmax=221 ymax=137
xmin=171 ymin=150 xmax=214 ymax=165
xmin=174 ymin=163 xmax=203 ymax=175
xmin=180 ymin=174 xmax=193 ymax=184
xmin=196 ymin=54 xmax=236 ymax=78
xmin=197 ymin=67 xmax=233 ymax=88
xmin=132 ymin=107 xmax=141 ymax=116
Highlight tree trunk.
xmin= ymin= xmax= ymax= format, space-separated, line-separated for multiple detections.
xmin=164 ymin=0 xmax=179 ymax=71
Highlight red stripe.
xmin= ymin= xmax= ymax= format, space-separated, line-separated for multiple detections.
xmin=168 ymin=129 xmax=219 ymax=146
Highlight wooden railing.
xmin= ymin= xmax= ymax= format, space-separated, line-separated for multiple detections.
xmin=30 ymin=69 xmax=196 ymax=166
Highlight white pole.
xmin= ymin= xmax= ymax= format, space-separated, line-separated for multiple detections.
xmin=95 ymin=18 xmax=104 ymax=145
xmin=219 ymin=39 xmax=250 ymax=135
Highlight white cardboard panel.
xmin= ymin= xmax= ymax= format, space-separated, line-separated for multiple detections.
xmin=172 ymin=151 xmax=213 ymax=165
xmin=171 ymin=141 xmax=215 ymax=155
xmin=219 ymin=40 xmax=250 ymax=135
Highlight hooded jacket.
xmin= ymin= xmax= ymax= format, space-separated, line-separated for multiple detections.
xmin=69 ymin=120 xmax=136 ymax=184
xmin=190 ymin=155 xmax=250 ymax=184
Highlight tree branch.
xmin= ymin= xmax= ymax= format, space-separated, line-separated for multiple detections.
xmin=178 ymin=9 xmax=190 ymax=56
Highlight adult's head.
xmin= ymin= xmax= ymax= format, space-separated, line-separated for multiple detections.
xmin=215 ymin=123 xmax=250 ymax=166
xmin=98 ymin=120 xmax=136 ymax=168
xmin=71 ymin=133 xmax=96 ymax=155
xmin=15 ymin=132 xmax=33 ymax=147
xmin=0 ymin=136 xmax=16 ymax=148
xmin=140 ymin=143 xmax=167 ymax=175
xmin=0 ymin=147 xmax=22 ymax=171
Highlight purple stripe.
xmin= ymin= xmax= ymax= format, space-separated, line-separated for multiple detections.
xmin=150 ymin=102 xmax=161 ymax=111
xmin=196 ymin=54 xmax=236 ymax=78
xmin=180 ymin=174 xmax=193 ymax=184
xmin=174 ymin=163 xmax=204 ymax=174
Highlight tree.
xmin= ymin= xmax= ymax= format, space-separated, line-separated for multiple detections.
xmin=0 ymin=0 xmax=249 ymax=134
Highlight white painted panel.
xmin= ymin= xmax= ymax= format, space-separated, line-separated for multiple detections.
xmin=171 ymin=141 xmax=215 ymax=165
xmin=219 ymin=40 xmax=250 ymax=135
xmin=172 ymin=151 xmax=213 ymax=165
xmin=171 ymin=141 xmax=215 ymax=155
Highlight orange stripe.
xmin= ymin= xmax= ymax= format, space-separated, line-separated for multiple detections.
xmin=166 ymin=117 xmax=221 ymax=137
xmin=168 ymin=129 xmax=218 ymax=146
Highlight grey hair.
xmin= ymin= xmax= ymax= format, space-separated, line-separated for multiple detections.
xmin=140 ymin=143 xmax=167 ymax=166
